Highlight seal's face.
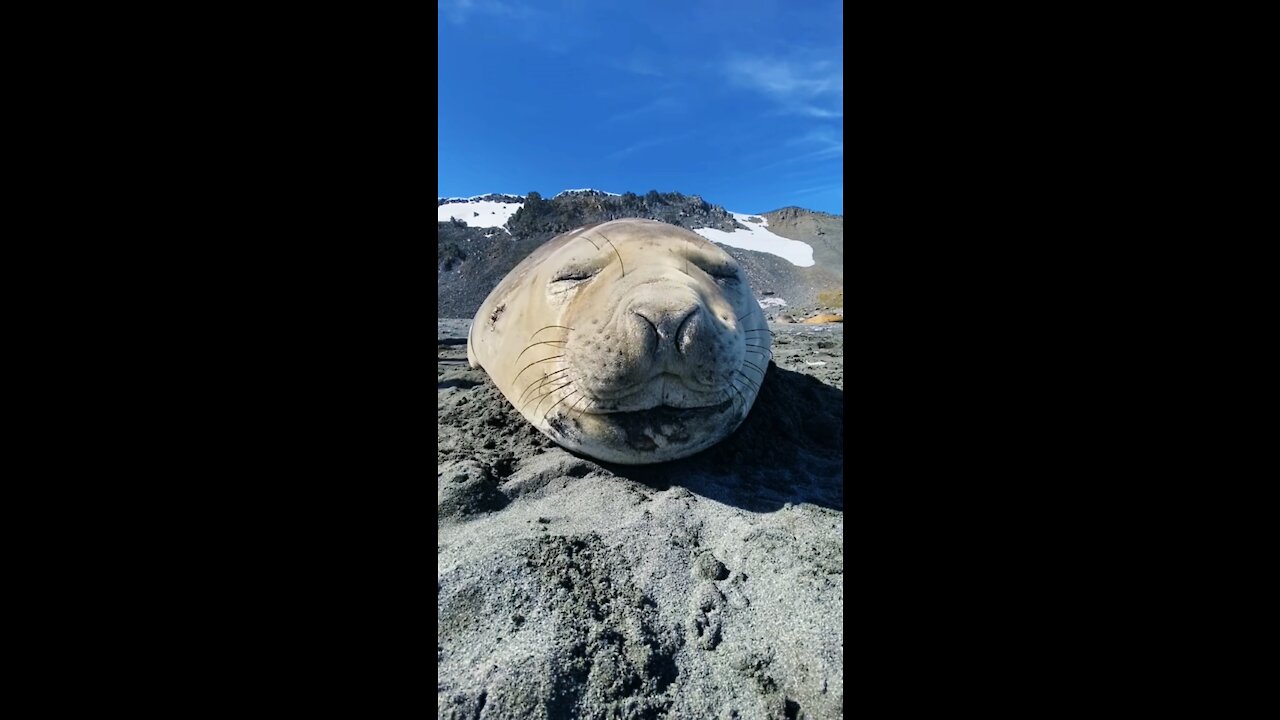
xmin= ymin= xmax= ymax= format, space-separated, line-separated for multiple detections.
xmin=470 ymin=219 xmax=771 ymax=464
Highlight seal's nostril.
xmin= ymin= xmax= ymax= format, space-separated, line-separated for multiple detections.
xmin=632 ymin=311 xmax=659 ymax=350
xmin=633 ymin=303 xmax=699 ymax=354
xmin=675 ymin=307 xmax=698 ymax=353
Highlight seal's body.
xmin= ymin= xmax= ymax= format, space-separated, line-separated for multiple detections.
xmin=468 ymin=219 xmax=771 ymax=464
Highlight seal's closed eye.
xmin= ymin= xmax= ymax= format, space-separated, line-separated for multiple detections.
xmin=550 ymin=255 xmax=610 ymax=286
xmin=552 ymin=268 xmax=599 ymax=282
xmin=691 ymin=259 xmax=741 ymax=283
xmin=676 ymin=242 xmax=740 ymax=283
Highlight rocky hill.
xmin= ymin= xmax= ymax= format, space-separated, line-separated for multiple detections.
xmin=506 ymin=189 xmax=744 ymax=235
xmin=761 ymin=207 xmax=844 ymax=279
xmin=437 ymin=190 xmax=844 ymax=320
xmin=757 ymin=207 xmax=844 ymax=308
xmin=437 ymin=193 xmax=524 ymax=207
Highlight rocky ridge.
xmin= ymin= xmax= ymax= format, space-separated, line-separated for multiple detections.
xmin=438 ymin=193 xmax=525 ymax=206
xmin=437 ymin=191 xmax=843 ymax=320
xmin=760 ymin=207 xmax=844 ymax=281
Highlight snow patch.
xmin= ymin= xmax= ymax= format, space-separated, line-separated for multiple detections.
xmin=694 ymin=212 xmax=815 ymax=267
xmin=438 ymin=199 xmax=523 ymax=232
xmin=438 ymin=194 xmax=525 ymax=202
xmin=759 ymin=297 xmax=788 ymax=308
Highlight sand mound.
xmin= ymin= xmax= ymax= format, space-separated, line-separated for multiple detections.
xmin=438 ymin=322 xmax=844 ymax=719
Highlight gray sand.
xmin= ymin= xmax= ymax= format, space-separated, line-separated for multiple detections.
xmin=438 ymin=320 xmax=844 ymax=719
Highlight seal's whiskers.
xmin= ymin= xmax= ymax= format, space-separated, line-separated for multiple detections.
xmin=724 ymin=383 xmax=747 ymax=415
xmin=567 ymin=393 xmax=594 ymax=421
xmin=530 ymin=325 xmax=574 ymax=339
xmin=541 ymin=387 xmax=580 ymax=422
xmin=597 ymin=233 xmax=626 ymax=277
xmin=512 ymin=355 xmax=567 ymax=384
xmin=522 ymin=378 xmax=575 ymax=414
xmin=514 ymin=340 xmax=568 ymax=364
xmin=517 ymin=368 xmax=571 ymax=405
xmin=734 ymin=369 xmax=761 ymax=393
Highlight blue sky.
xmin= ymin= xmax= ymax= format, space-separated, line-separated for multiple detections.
xmin=438 ymin=0 xmax=843 ymax=215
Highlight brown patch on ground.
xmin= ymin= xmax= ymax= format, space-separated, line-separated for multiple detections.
xmin=817 ymin=289 xmax=843 ymax=307
xmin=803 ymin=314 xmax=844 ymax=324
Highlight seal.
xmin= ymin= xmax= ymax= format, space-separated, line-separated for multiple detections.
xmin=468 ymin=218 xmax=772 ymax=464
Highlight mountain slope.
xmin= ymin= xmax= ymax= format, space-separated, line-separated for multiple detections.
xmin=759 ymin=207 xmax=844 ymax=280
xmin=437 ymin=190 xmax=843 ymax=319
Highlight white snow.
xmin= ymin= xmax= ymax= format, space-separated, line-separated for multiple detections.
xmin=694 ymin=213 xmax=815 ymax=267
xmin=438 ymin=199 xmax=524 ymax=231
xmin=758 ymin=297 xmax=788 ymax=308
xmin=438 ymin=194 xmax=525 ymax=201
xmin=554 ymin=188 xmax=621 ymax=197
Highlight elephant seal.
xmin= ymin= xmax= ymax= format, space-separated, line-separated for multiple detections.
xmin=467 ymin=218 xmax=772 ymax=464
xmin=803 ymin=313 xmax=844 ymax=324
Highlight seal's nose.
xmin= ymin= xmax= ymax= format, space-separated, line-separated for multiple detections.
xmin=632 ymin=301 xmax=700 ymax=355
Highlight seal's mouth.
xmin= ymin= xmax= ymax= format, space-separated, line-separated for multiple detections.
xmin=586 ymin=398 xmax=729 ymax=416
xmin=545 ymin=395 xmax=738 ymax=456
xmin=577 ymin=373 xmax=730 ymax=413
xmin=594 ymin=397 xmax=734 ymax=424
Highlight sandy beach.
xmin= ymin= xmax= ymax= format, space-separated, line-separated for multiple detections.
xmin=438 ymin=319 xmax=844 ymax=719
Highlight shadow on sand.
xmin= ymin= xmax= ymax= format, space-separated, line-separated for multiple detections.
xmin=593 ymin=364 xmax=844 ymax=513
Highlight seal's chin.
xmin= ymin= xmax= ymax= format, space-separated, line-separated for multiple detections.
xmin=593 ymin=398 xmax=735 ymax=438
xmin=542 ymin=397 xmax=740 ymax=465
xmin=577 ymin=373 xmax=729 ymax=413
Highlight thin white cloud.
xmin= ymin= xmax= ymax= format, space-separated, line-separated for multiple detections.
xmin=784 ymin=128 xmax=840 ymax=148
xmin=757 ymin=129 xmax=843 ymax=171
xmin=605 ymin=132 xmax=693 ymax=160
xmin=788 ymin=184 xmax=842 ymax=196
xmin=608 ymin=97 xmax=682 ymax=123
xmin=798 ymin=106 xmax=842 ymax=119
xmin=605 ymin=138 xmax=668 ymax=160
xmin=793 ymin=144 xmax=843 ymax=162
xmin=615 ymin=56 xmax=664 ymax=77
xmin=723 ymin=55 xmax=843 ymax=119
xmin=440 ymin=0 xmax=531 ymax=24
